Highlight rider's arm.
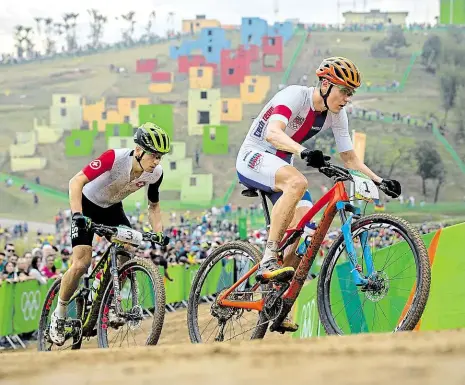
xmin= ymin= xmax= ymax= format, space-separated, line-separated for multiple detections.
xmin=147 ymin=172 xmax=163 ymax=232
xmin=69 ymin=171 xmax=90 ymax=214
xmin=265 ymin=120 xmax=306 ymax=155
xmin=69 ymin=150 xmax=116 ymax=214
xmin=340 ymin=150 xmax=383 ymax=183
xmin=265 ymin=86 xmax=307 ymax=156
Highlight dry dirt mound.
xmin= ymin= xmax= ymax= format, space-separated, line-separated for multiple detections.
xmin=1 ymin=306 xmax=464 ymax=385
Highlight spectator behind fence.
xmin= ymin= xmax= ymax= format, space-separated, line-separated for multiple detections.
xmin=29 ymin=256 xmax=47 ymax=285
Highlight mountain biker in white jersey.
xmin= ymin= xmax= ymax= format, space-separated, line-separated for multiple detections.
xmin=49 ymin=122 xmax=171 ymax=345
xmin=236 ymin=57 xmax=401 ymax=332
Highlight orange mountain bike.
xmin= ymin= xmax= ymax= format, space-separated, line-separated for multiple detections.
xmin=187 ymin=162 xmax=431 ymax=342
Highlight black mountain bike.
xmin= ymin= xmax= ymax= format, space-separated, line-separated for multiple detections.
xmin=37 ymin=222 xmax=166 ymax=351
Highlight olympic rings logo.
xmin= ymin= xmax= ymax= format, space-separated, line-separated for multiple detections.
xmin=21 ymin=290 xmax=41 ymax=321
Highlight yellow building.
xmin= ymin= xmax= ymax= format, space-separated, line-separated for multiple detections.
xmin=188 ymin=89 xmax=221 ymax=136
xmin=221 ymin=98 xmax=243 ymax=122
xmin=343 ymin=9 xmax=408 ymax=26
xmin=82 ymin=97 xmax=150 ymax=132
xmin=240 ymin=76 xmax=271 ymax=104
xmin=189 ymin=67 xmax=214 ymax=89
xmin=182 ymin=15 xmax=221 ymax=34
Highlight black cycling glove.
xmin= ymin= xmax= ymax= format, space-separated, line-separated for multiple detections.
xmin=300 ymin=149 xmax=330 ymax=168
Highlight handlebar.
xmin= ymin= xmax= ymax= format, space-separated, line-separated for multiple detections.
xmin=316 ymin=160 xmax=397 ymax=197
xmin=90 ymin=223 xmax=169 ymax=246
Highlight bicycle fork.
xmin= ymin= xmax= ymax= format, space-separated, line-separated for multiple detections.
xmin=337 ymin=202 xmax=375 ymax=286
xmin=109 ymin=246 xmax=124 ymax=315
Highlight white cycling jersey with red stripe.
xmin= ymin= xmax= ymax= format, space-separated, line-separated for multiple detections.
xmin=82 ymin=148 xmax=163 ymax=208
xmin=241 ymin=85 xmax=353 ymax=159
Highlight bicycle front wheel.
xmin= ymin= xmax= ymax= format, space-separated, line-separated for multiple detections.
xmin=97 ymin=257 xmax=165 ymax=348
xmin=317 ymin=213 xmax=431 ymax=335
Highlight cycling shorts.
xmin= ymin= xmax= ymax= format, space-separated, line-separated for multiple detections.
xmin=236 ymin=146 xmax=313 ymax=207
xmin=71 ymin=194 xmax=131 ymax=248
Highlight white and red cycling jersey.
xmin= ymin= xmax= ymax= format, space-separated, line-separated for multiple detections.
xmin=240 ymin=85 xmax=353 ymax=159
xmin=82 ymin=148 xmax=163 ymax=208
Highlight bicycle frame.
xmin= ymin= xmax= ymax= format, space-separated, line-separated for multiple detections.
xmin=218 ymin=180 xmax=376 ymax=312
xmin=69 ymin=241 xmax=131 ymax=329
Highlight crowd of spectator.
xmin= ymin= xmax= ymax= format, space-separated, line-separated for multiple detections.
xmin=0 ymin=202 xmax=452 ymax=349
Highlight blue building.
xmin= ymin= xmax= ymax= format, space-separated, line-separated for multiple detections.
xmin=241 ymin=17 xmax=268 ymax=47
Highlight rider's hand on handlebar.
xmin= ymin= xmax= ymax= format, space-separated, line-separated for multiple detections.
xmin=376 ymin=179 xmax=402 ymax=198
xmin=300 ymin=149 xmax=331 ymax=169
xmin=72 ymin=212 xmax=91 ymax=229
xmin=152 ymin=231 xmax=170 ymax=246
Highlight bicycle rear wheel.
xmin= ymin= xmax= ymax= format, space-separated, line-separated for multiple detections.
xmin=187 ymin=241 xmax=269 ymax=343
xmin=97 ymin=257 xmax=165 ymax=348
xmin=317 ymin=213 xmax=431 ymax=335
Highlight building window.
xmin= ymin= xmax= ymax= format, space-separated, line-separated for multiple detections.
xmin=248 ymin=85 xmax=255 ymax=93
xmin=60 ymin=96 xmax=66 ymax=103
xmin=170 ymin=161 xmax=177 ymax=170
xmin=209 ymin=126 xmax=216 ymax=140
xmin=251 ymin=77 xmax=257 ymax=83
xmin=60 ymin=108 xmax=67 ymax=117
xmin=190 ymin=177 xmax=197 ymax=186
xmin=228 ymin=68 xmax=234 ymax=75
xmin=124 ymin=115 xmax=130 ymax=123
xmin=131 ymin=100 xmax=136 ymax=108
xmin=248 ymin=19 xmax=252 ymax=25
xmin=248 ymin=34 xmax=252 ymax=42
xmin=208 ymin=30 xmax=212 ymax=36
xmin=74 ymin=139 xmax=81 ymax=147
xmin=113 ymin=125 xmax=120 ymax=136
xmin=200 ymin=91 xmax=207 ymax=99
xmin=207 ymin=46 xmax=212 ymax=53
xmin=222 ymin=101 xmax=229 ymax=113
xmin=198 ymin=111 xmax=210 ymax=124
xmin=269 ymin=37 xmax=276 ymax=46
xmin=197 ymin=68 xmax=204 ymax=77
xmin=101 ymin=111 xmax=107 ymax=120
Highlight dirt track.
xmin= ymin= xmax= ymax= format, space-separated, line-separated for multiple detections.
xmin=1 ymin=309 xmax=464 ymax=385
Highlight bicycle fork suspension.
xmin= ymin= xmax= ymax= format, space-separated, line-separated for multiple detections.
xmin=109 ymin=246 xmax=123 ymax=315
xmin=337 ymin=202 xmax=374 ymax=286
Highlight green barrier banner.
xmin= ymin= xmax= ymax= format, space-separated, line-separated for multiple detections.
xmin=165 ymin=264 xmax=186 ymax=304
xmin=421 ymin=224 xmax=465 ymax=330
xmin=292 ymin=280 xmax=326 ymax=339
xmin=12 ymin=281 xmax=49 ymax=334
xmin=121 ymin=273 xmax=155 ymax=311
xmin=0 ymin=283 xmax=14 ymax=337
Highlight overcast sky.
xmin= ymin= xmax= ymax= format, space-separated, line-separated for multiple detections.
xmin=1 ymin=0 xmax=438 ymax=54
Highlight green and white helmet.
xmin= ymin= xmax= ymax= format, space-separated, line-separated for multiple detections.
xmin=134 ymin=122 xmax=171 ymax=154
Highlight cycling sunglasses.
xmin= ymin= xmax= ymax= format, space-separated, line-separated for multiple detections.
xmin=334 ymin=84 xmax=356 ymax=97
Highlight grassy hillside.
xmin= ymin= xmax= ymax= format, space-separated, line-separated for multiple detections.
xmin=0 ymin=28 xmax=464 ymax=223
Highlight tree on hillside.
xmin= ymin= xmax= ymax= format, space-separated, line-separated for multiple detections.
xmin=88 ymin=9 xmax=107 ymax=49
xmin=13 ymin=25 xmax=26 ymax=58
xmin=62 ymin=13 xmax=79 ymax=52
xmin=142 ymin=11 xmax=156 ymax=43
xmin=421 ymin=34 xmax=441 ymax=74
xmin=43 ymin=18 xmax=56 ymax=55
xmin=454 ymin=86 xmax=465 ymax=144
xmin=118 ymin=11 xmax=136 ymax=46
xmin=438 ymin=65 xmax=464 ymax=124
xmin=414 ymin=141 xmax=446 ymax=200
xmin=364 ymin=137 xmax=412 ymax=178
xmin=370 ymin=25 xmax=408 ymax=59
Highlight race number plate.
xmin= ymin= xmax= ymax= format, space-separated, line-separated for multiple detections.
xmin=113 ymin=227 xmax=143 ymax=246
xmin=349 ymin=170 xmax=379 ymax=202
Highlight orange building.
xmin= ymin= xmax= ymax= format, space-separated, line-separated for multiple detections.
xmin=221 ymin=98 xmax=243 ymax=122
xmin=182 ymin=16 xmax=221 ymax=34
xmin=240 ymin=76 xmax=271 ymax=104
xmin=82 ymin=97 xmax=151 ymax=132
xmin=189 ymin=66 xmax=214 ymax=89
